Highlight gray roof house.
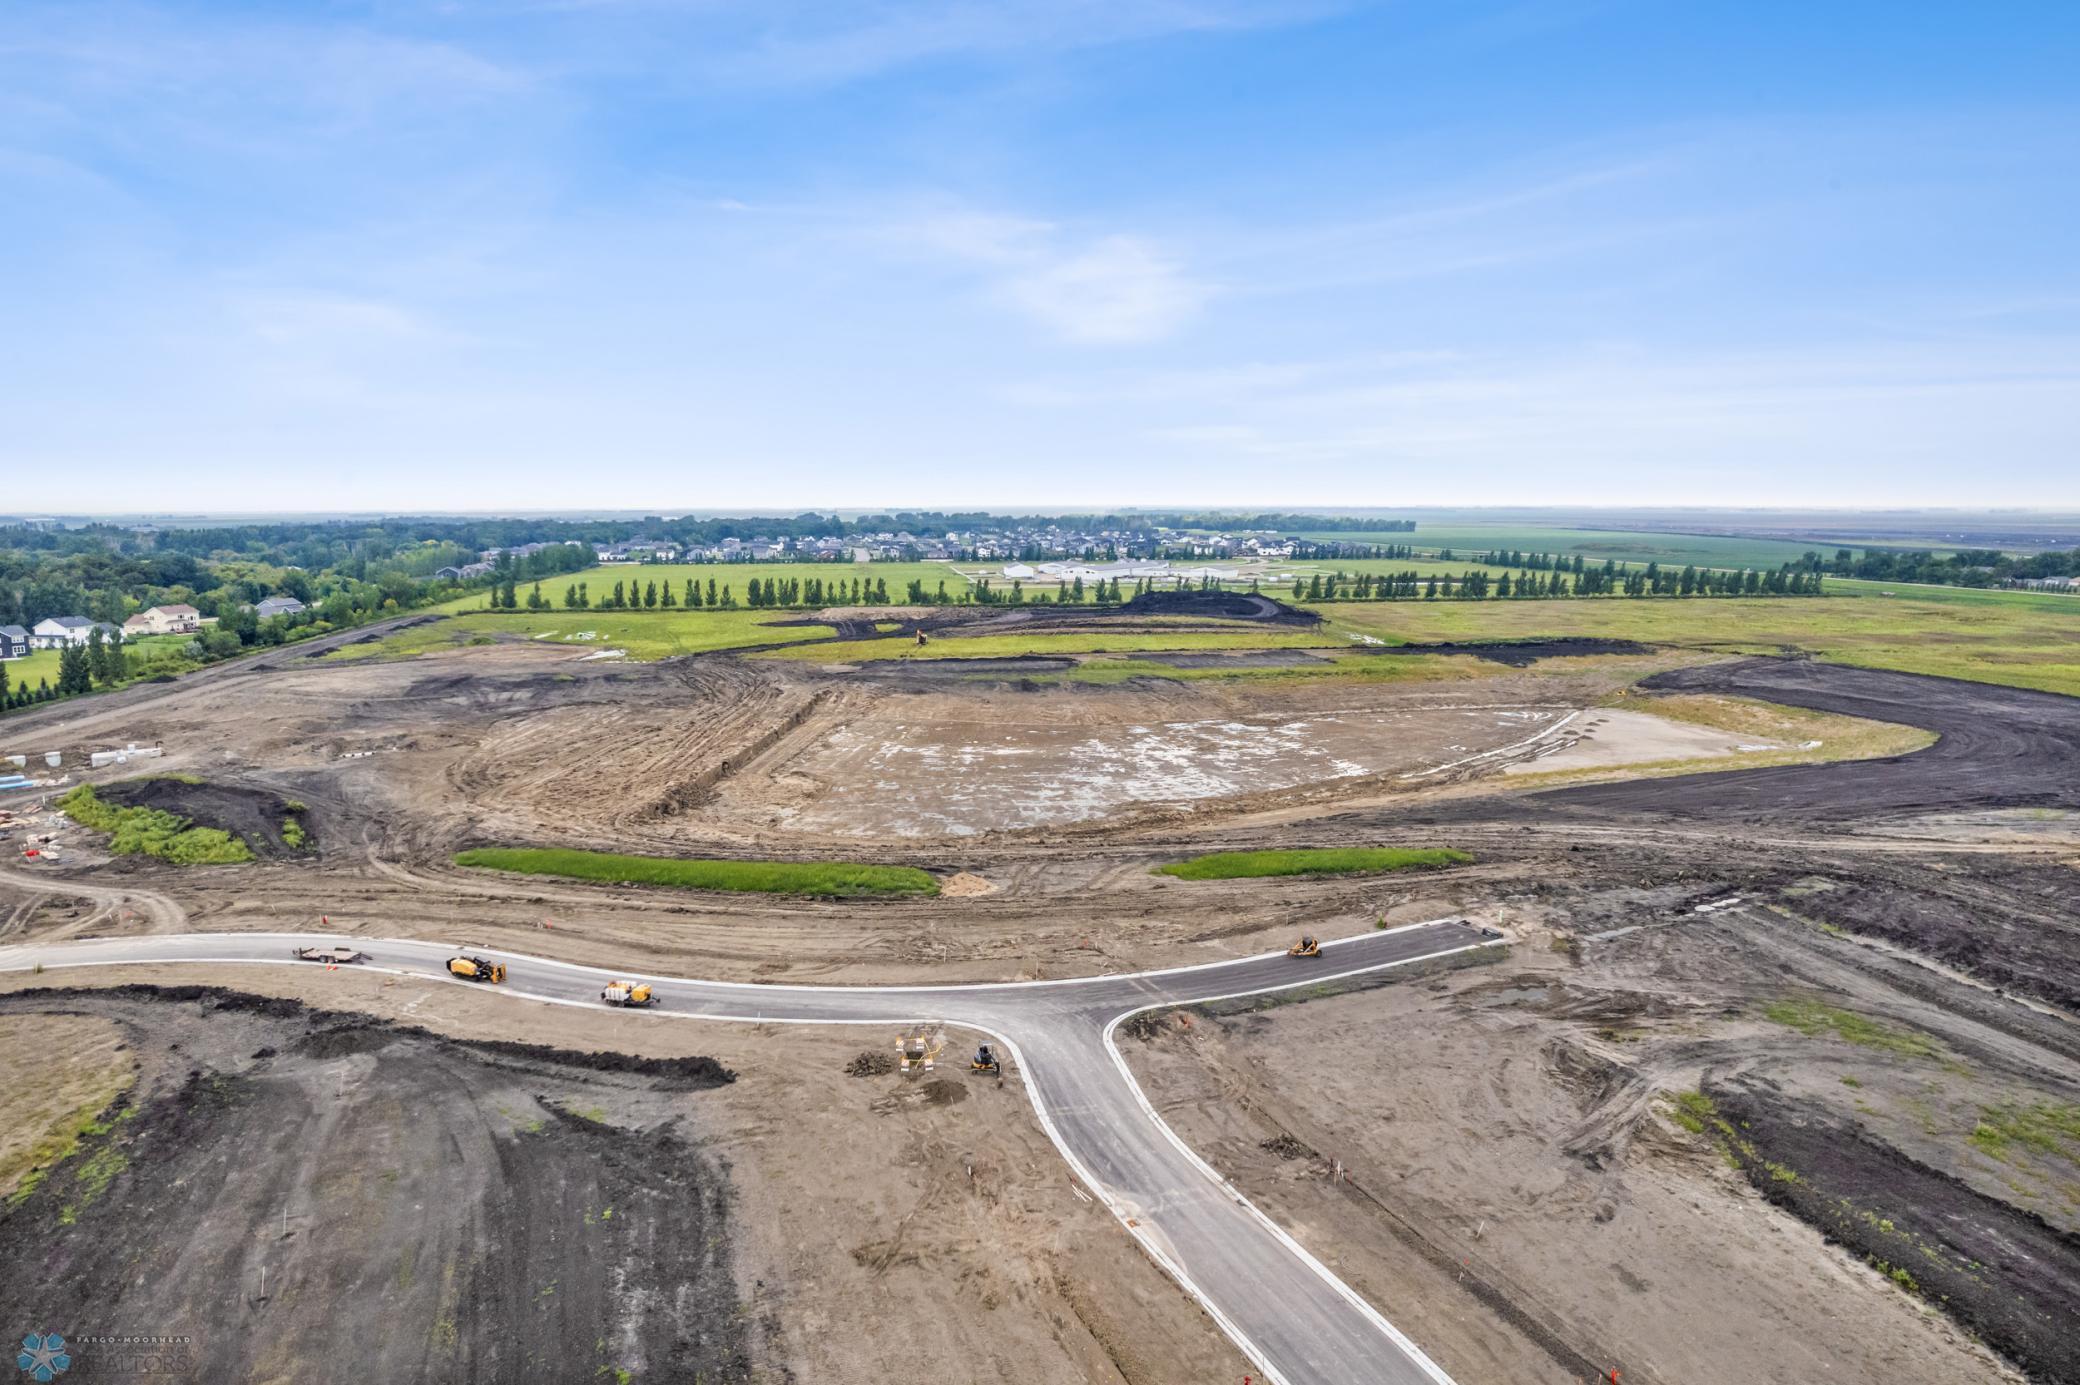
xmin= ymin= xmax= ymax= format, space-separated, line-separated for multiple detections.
xmin=30 ymin=616 xmax=95 ymax=649
xmin=255 ymin=596 xmax=307 ymax=619
xmin=0 ymin=625 xmax=30 ymax=660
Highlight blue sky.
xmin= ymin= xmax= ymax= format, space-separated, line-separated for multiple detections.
xmin=3 ymin=0 xmax=2076 ymax=511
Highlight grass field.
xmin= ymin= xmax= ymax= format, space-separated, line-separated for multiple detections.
xmin=332 ymin=609 xmax=837 ymax=662
xmin=1308 ymin=590 xmax=2080 ymax=698
xmin=343 ymin=568 xmax=2080 ymax=700
xmin=434 ymin=561 xmax=974 ymax=615
xmin=756 ymin=628 xmax=1331 ymax=663
xmin=455 ymin=846 xmax=939 ymax=897
xmin=3 ymin=635 xmax=203 ymax=702
xmin=1298 ymin=525 xmax=1847 ymax=569
xmin=1154 ymin=846 xmax=1472 ymax=880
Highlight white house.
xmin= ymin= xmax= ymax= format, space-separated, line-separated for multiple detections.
xmin=124 ymin=604 xmax=203 ymax=636
xmin=31 ymin=616 xmax=90 ymax=649
xmin=254 ymin=596 xmax=307 ymax=619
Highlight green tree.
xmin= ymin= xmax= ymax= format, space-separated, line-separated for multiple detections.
xmin=661 ymin=582 xmax=676 ymax=608
xmin=645 ymin=580 xmax=658 ymax=609
xmin=57 ymin=642 xmax=92 ymax=695
xmin=707 ymin=578 xmax=718 ymax=607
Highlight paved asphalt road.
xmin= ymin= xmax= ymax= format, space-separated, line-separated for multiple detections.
xmin=2 ymin=919 xmax=1498 ymax=1385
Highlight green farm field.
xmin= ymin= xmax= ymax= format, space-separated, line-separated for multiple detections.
xmin=1298 ymin=525 xmax=1850 ymax=569
xmin=432 ymin=561 xmax=974 ymax=615
xmin=349 ymin=572 xmax=2080 ymax=698
xmin=1305 ymin=586 xmax=2080 ymax=697
xmin=331 ymin=608 xmax=837 ymax=662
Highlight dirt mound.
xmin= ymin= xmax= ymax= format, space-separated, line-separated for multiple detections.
xmin=97 ymin=777 xmax=314 ymax=858
xmin=1124 ymin=650 xmax=1329 ymax=668
xmin=1259 ymin=1133 xmax=1315 ymax=1160
xmin=1367 ymin=637 xmax=1654 ymax=666
xmin=846 ymin=1050 xmax=897 ymax=1077
xmin=939 ymin=871 xmax=996 ymax=897
xmin=1122 ymin=589 xmax=1318 ymax=624
xmin=1713 ymin=1082 xmax=2080 ymax=1382
xmin=0 ymin=988 xmax=754 ymax=1385
xmin=921 ymin=1078 xmax=968 ymax=1105
xmin=48 ymin=985 xmax=737 ymax=1087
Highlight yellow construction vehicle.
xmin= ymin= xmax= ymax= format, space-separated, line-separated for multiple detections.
xmin=601 ymin=980 xmax=657 ymax=1008
xmin=898 ymin=1022 xmax=945 ymax=1074
xmin=447 ymin=955 xmax=506 ymax=983
xmin=970 ymin=1043 xmax=1001 ymax=1077
xmin=1287 ymin=935 xmax=1321 ymax=958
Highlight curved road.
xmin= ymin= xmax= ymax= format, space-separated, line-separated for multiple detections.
xmin=1 ymin=920 xmax=1498 ymax=1385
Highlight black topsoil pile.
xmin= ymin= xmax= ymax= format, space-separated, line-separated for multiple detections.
xmin=97 ymin=778 xmax=316 ymax=859
xmin=0 ymin=987 xmax=774 ymax=1385
xmin=1712 ymin=1080 xmax=2080 ymax=1382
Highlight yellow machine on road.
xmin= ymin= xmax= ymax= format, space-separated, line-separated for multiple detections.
xmin=601 ymin=980 xmax=657 ymax=1007
xmin=447 ymin=955 xmax=506 ymax=983
xmin=1287 ymin=935 xmax=1321 ymax=958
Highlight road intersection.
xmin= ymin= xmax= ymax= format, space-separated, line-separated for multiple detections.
xmin=3 ymin=918 xmax=1499 ymax=1385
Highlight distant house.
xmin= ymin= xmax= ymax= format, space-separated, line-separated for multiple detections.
xmin=0 ymin=625 xmax=30 ymax=660
xmin=435 ymin=566 xmax=464 ymax=581
xmin=30 ymin=616 xmax=97 ymax=649
xmin=254 ymin=596 xmax=306 ymax=619
xmin=125 ymin=604 xmax=203 ymax=636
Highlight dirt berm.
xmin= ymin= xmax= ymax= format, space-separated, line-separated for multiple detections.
xmin=0 ymin=986 xmax=759 ymax=1384
xmin=1537 ymin=657 xmax=2080 ymax=819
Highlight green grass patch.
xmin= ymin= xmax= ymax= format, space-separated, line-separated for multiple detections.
xmin=455 ymin=846 xmax=939 ymax=898
xmin=58 ymin=784 xmax=253 ymax=865
xmin=1668 ymin=1090 xmax=1717 ymax=1134
xmin=431 ymin=561 xmax=976 ymax=616
xmin=1312 ymin=590 xmax=2080 ymax=698
xmin=1762 ymin=997 xmax=1941 ymax=1059
xmin=1968 ymin=1100 xmax=2080 ymax=1164
xmin=1295 ymin=523 xmax=1840 ymax=569
xmin=1153 ymin=846 xmax=1471 ymax=881
xmin=336 ymin=608 xmax=836 ymax=663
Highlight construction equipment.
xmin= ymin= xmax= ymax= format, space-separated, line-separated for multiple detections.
xmin=292 ymin=945 xmax=369 ymax=965
xmin=897 ymin=1021 xmax=945 ymax=1074
xmin=914 ymin=629 xmax=929 ymax=647
xmin=1287 ymin=935 xmax=1321 ymax=958
xmin=600 ymin=980 xmax=657 ymax=1008
xmin=970 ymin=1043 xmax=1001 ymax=1077
xmin=446 ymin=955 xmax=505 ymax=983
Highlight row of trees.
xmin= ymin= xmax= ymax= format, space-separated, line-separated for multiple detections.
xmin=1824 ymin=546 xmax=2077 ymax=587
xmin=1293 ymin=565 xmax=1826 ymax=601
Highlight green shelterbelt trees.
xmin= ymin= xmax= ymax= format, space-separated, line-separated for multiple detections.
xmin=1291 ymin=561 xmax=1825 ymax=602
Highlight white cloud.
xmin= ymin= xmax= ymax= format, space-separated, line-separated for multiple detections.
xmin=999 ymin=235 xmax=1208 ymax=344
xmin=894 ymin=209 xmax=1210 ymax=344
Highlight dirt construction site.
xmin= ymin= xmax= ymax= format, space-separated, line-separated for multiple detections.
xmin=2 ymin=596 xmax=2078 ymax=1384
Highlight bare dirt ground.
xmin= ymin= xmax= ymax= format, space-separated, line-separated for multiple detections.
xmin=0 ymin=970 xmax=1247 ymax=1385
xmin=1122 ymin=882 xmax=2079 ymax=1385
xmin=4 ymin=612 xmax=2080 ymax=1383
